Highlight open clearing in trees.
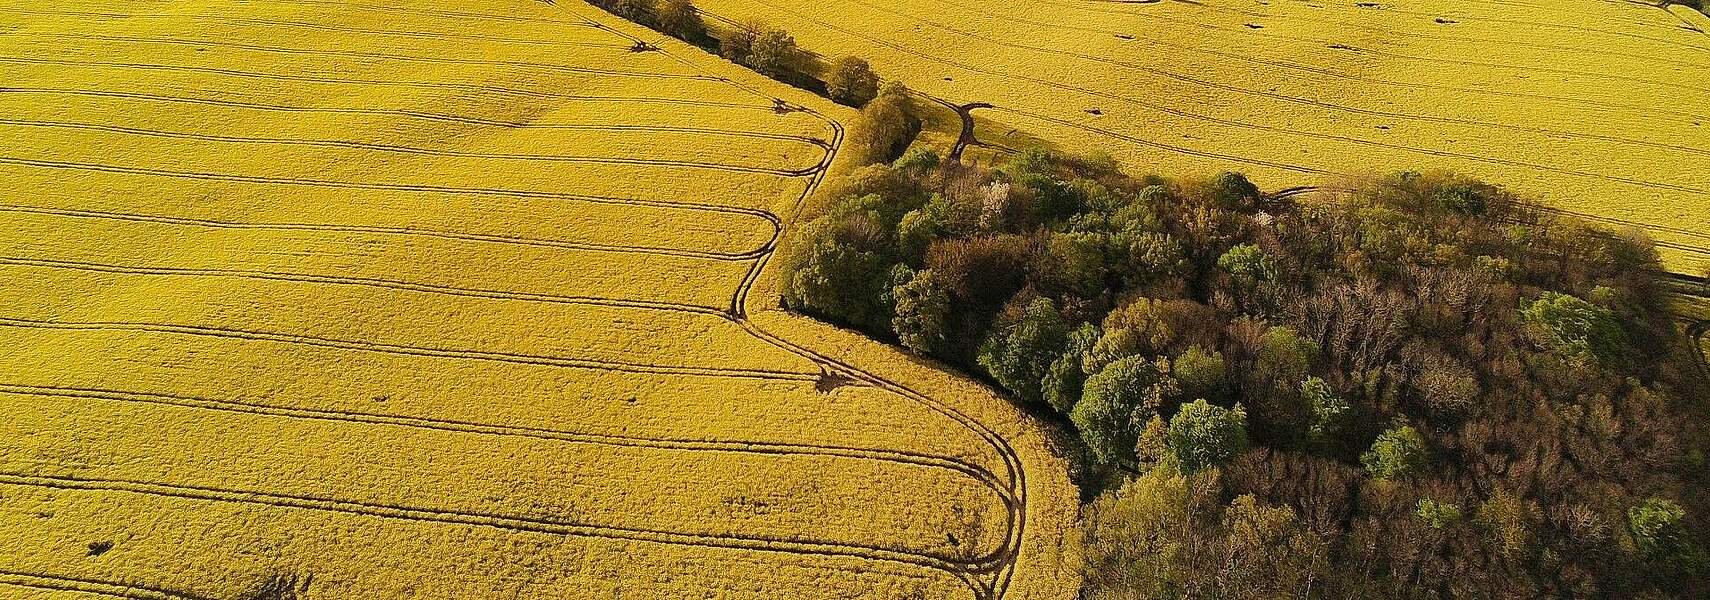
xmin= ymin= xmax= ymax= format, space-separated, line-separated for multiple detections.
xmin=692 ymin=0 xmax=1710 ymax=270
xmin=0 ymin=1 xmax=1079 ymax=598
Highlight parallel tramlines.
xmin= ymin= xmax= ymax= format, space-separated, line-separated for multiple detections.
xmin=0 ymin=1 xmax=1034 ymax=598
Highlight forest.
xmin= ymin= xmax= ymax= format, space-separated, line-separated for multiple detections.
xmin=781 ymin=131 xmax=1710 ymax=597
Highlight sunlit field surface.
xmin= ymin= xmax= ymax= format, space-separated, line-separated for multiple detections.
xmin=692 ymin=0 xmax=1710 ymax=270
xmin=0 ymin=1 xmax=1079 ymax=598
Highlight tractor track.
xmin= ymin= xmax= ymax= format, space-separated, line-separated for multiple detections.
xmin=13 ymin=32 xmax=718 ymax=80
xmin=0 ymin=1 xmax=1037 ymax=597
xmin=0 ymin=8 xmax=625 ymax=46
xmin=0 ymin=89 xmax=827 ymax=143
xmin=0 ymin=382 xmax=1014 ymax=505
xmin=559 ymin=3 xmax=1031 ymax=597
xmin=809 ymin=0 xmax=1710 ymax=157
xmin=0 ymin=472 xmax=999 ymax=587
xmin=0 ymin=317 xmax=821 ymax=381
xmin=0 ymin=204 xmax=773 ymax=261
xmin=1021 ymin=0 xmax=1710 ymax=87
xmin=0 ymin=570 xmax=212 ymax=600
xmin=0 ymin=256 xmax=742 ymax=313
xmin=713 ymin=0 xmax=1710 ymax=199
xmin=938 ymin=0 xmax=1707 ymax=121
xmin=0 ymin=118 xmax=826 ymax=177
xmin=0 ymin=156 xmax=787 ymax=224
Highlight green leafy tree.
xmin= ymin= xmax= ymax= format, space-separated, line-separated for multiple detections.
xmin=1037 ymin=231 xmax=1109 ymax=297
xmin=653 ymin=0 xmax=704 ymax=40
xmin=1166 ymin=399 xmax=1249 ymax=473
xmin=1079 ymin=462 xmax=1193 ymax=598
xmin=1074 ymin=355 xmax=1173 ymax=464
xmin=1170 ymin=347 xmax=1228 ymax=404
xmin=847 ymin=82 xmax=917 ymax=164
xmin=1217 ymin=243 xmax=1275 ymax=281
xmin=1433 ymin=181 xmax=1490 ymax=216
xmin=1042 ymin=323 xmax=1101 ymax=415
xmin=1415 ymin=498 xmax=1463 ymax=529
xmin=717 ymin=19 xmax=761 ymax=63
xmin=1361 ymin=424 xmax=1429 ymax=480
xmin=893 ymin=147 xmax=940 ymax=174
xmin=1301 ymin=376 xmax=1349 ymax=450
xmin=1207 ymin=171 xmax=1261 ymax=211
xmin=782 ymin=234 xmax=891 ymax=332
xmin=1106 ymin=230 xmax=1187 ymax=288
xmin=826 ymin=55 xmax=880 ymax=107
xmin=1519 ymin=291 xmax=1627 ymax=367
xmin=977 ymin=298 xmax=1069 ymax=405
xmin=748 ymin=27 xmax=801 ymax=78
xmin=890 ymin=269 xmax=950 ymax=354
xmin=1627 ymin=497 xmax=1706 ymax=569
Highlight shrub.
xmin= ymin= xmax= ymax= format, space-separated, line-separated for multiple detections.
xmin=610 ymin=0 xmax=658 ymax=26
xmin=826 ymin=55 xmax=880 ymax=107
xmin=1361 ymin=424 xmax=1428 ymax=480
xmin=1074 ymin=355 xmax=1173 ymax=464
xmin=1207 ymin=171 xmax=1261 ymax=211
xmin=1217 ymin=243 xmax=1275 ymax=281
xmin=1433 ymin=181 xmax=1490 ymax=216
xmin=893 ymin=147 xmax=940 ymax=174
xmin=1166 ymin=399 xmax=1249 ymax=473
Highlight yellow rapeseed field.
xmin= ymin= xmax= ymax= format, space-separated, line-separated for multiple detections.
xmin=692 ymin=0 xmax=1710 ymax=270
xmin=0 ymin=1 xmax=1078 ymax=598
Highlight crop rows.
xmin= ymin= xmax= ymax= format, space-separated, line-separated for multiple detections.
xmin=0 ymin=1 xmax=1048 ymax=598
xmin=690 ymin=0 xmax=1710 ymax=270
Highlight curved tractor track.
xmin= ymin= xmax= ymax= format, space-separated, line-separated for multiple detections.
xmin=0 ymin=1 xmax=1043 ymax=599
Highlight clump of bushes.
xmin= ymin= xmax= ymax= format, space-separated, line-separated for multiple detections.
xmin=782 ymin=151 xmax=1709 ymax=597
xmin=590 ymin=0 xmax=890 ymax=108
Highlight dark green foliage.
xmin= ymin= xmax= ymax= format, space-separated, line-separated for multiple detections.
xmin=1166 ymin=399 xmax=1248 ymax=473
xmin=1074 ymin=355 xmax=1173 ymax=464
xmin=1043 ymin=323 xmax=1101 ymax=414
xmin=1206 ymin=171 xmax=1261 ymax=212
xmin=747 ymin=28 xmax=800 ymax=78
xmin=977 ymin=298 xmax=1069 ymax=405
xmin=1433 ymin=181 xmax=1491 ymax=216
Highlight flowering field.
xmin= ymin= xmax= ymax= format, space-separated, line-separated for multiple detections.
xmin=691 ymin=0 xmax=1710 ymax=270
xmin=0 ymin=1 xmax=1077 ymax=598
